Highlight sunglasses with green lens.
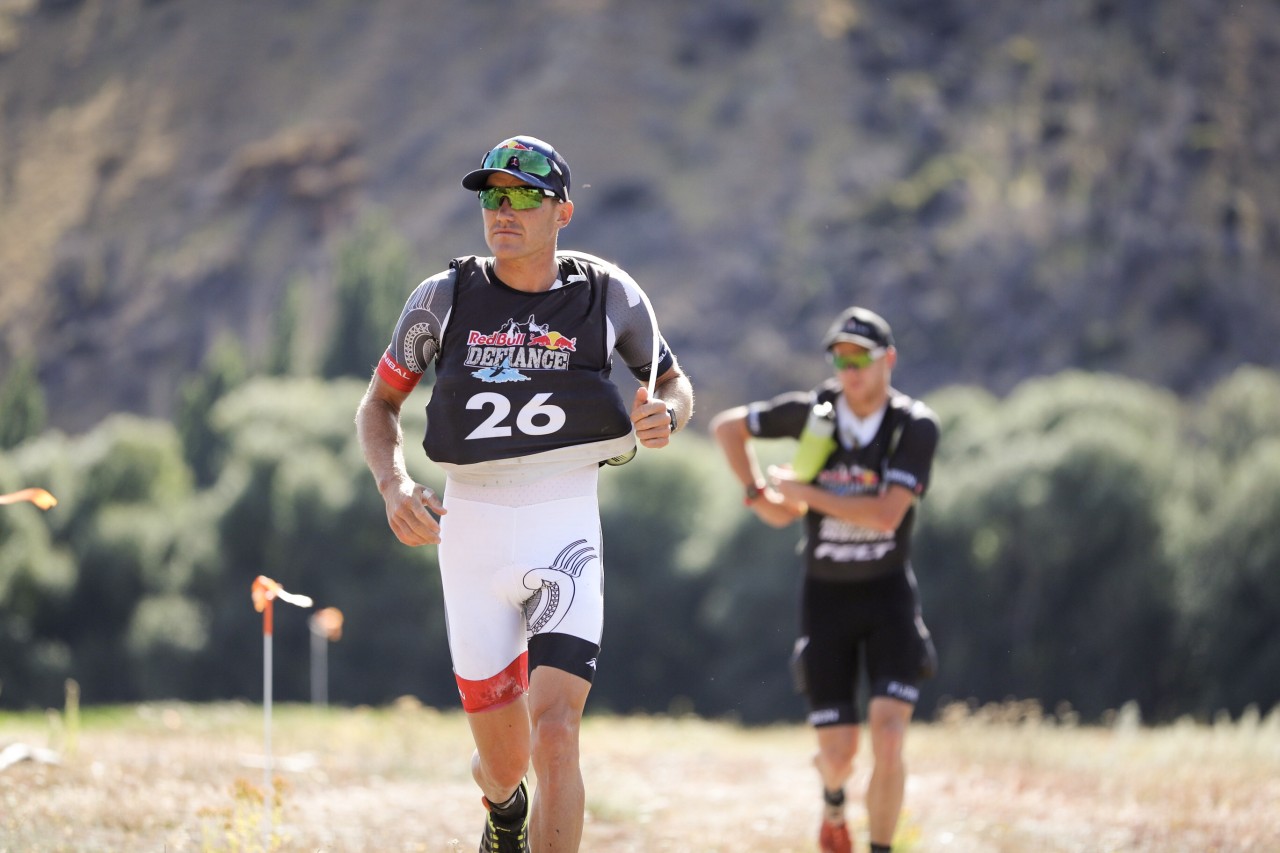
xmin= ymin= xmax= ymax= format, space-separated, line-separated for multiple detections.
xmin=829 ymin=348 xmax=886 ymax=371
xmin=478 ymin=186 xmax=551 ymax=210
xmin=482 ymin=146 xmax=555 ymax=177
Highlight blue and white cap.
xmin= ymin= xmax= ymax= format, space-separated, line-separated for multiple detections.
xmin=824 ymin=307 xmax=895 ymax=350
xmin=461 ymin=136 xmax=571 ymax=201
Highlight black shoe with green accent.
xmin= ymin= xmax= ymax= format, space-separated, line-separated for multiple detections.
xmin=479 ymin=779 xmax=529 ymax=853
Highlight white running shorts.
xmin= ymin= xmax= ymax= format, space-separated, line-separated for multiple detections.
xmin=438 ymin=468 xmax=604 ymax=712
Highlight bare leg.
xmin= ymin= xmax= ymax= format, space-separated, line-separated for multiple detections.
xmin=526 ymin=666 xmax=592 ymax=852
xmin=467 ymin=695 xmax=532 ymax=804
xmin=866 ymin=697 xmax=913 ymax=848
xmin=813 ymin=724 xmax=858 ymax=851
xmin=813 ymin=723 xmax=858 ymax=796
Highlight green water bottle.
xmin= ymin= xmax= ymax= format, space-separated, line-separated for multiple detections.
xmin=792 ymin=400 xmax=837 ymax=482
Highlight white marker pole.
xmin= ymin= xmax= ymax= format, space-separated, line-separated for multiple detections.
xmin=308 ymin=608 xmax=344 ymax=707
xmin=263 ymin=611 xmax=273 ymax=852
xmin=309 ymin=622 xmax=325 ymax=707
xmin=252 ymin=576 xmax=313 ymax=851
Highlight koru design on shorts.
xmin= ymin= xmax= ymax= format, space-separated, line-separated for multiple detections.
xmin=523 ymin=539 xmax=596 ymax=637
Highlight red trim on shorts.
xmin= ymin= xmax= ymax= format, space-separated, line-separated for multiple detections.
xmin=456 ymin=652 xmax=529 ymax=713
xmin=376 ymin=351 xmax=422 ymax=393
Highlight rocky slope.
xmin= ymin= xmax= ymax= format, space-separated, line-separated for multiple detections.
xmin=2 ymin=0 xmax=1277 ymax=430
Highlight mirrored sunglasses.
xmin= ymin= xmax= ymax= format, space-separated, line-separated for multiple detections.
xmin=482 ymin=146 xmax=556 ymax=177
xmin=829 ymin=348 xmax=886 ymax=371
xmin=478 ymin=186 xmax=552 ymax=210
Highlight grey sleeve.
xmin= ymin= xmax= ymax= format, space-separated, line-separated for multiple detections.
xmin=604 ymin=266 xmax=676 ymax=384
xmin=378 ymin=269 xmax=455 ymax=388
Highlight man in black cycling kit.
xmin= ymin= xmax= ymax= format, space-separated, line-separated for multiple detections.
xmin=710 ymin=307 xmax=938 ymax=853
xmin=357 ymin=135 xmax=693 ymax=853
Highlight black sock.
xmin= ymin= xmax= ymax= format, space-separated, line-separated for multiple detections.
xmin=870 ymin=844 xmax=891 ymax=853
xmin=488 ymin=783 xmax=527 ymax=821
xmin=822 ymin=787 xmax=845 ymax=822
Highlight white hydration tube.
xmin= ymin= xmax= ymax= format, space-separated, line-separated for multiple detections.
xmin=604 ymin=279 xmax=662 ymax=466
xmin=638 ymin=284 xmax=661 ymax=399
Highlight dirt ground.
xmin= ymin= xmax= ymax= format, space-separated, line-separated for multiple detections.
xmin=2 ymin=701 xmax=1278 ymax=852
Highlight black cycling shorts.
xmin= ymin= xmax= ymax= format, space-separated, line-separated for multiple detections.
xmin=791 ymin=566 xmax=937 ymax=727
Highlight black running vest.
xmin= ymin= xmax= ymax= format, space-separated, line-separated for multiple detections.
xmin=802 ymin=383 xmax=930 ymax=582
xmin=422 ymin=255 xmax=633 ymax=465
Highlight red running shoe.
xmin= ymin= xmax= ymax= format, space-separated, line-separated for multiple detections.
xmin=819 ymin=818 xmax=852 ymax=853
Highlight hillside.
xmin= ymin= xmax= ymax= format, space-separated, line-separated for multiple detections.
xmin=2 ymin=0 xmax=1279 ymax=431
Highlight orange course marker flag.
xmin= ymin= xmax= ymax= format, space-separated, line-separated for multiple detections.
xmin=251 ymin=575 xmax=314 ymax=635
xmin=251 ymin=575 xmax=314 ymax=610
xmin=0 ymin=488 xmax=58 ymax=510
xmin=311 ymin=607 xmax=344 ymax=641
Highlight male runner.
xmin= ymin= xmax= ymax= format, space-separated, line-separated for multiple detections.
xmin=710 ymin=307 xmax=938 ymax=853
xmin=356 ymin=135 xmax=693 ymax=853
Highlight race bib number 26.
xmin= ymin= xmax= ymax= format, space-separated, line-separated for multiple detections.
xmin=465 ymin=392 xmax=566 ymax=439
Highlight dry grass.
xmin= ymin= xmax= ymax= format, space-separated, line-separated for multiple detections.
xmin=2 ymin=699 xmax=1278 ymax=852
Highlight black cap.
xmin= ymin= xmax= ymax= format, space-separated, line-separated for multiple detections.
xmin=823 ymin=307 xmax=895 ymax=350
xmin=461 ymin=135 xmax=571 ymax=201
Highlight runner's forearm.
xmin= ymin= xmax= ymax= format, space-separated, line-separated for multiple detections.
xmin=356 ymin=391 xmax=413 ymax=495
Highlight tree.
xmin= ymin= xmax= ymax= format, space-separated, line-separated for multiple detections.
xmin=0 ymin=357 xmax=47 ymax=451
xmin=266 ymin=273 xmax=307 ymax=376
xmin=321 ymin=210 xmax=413 ymax=380
xmin=189 ymin=377 xmax=452 ymax=704
xmin=1171 ymin=367 xmax=1280 ymax=716
xmin=593 ymin=441 xmax=720 ymax=715
xmin=0 ymin=418 xmax=196 ymax=707
xmin=176 ymin=333 xmax=247 ymax=486
xmin=917 ymin=374 xmax=1184 ymax=720
xmin=6 ymin=363 xmax=1279 ymax=720
xmin=57 ymin=417 xmax=196 ymax=702
xmin=1174 ymin=440 xmax=1280 ymax=717
xmin=1195 ymin=366 xmax=1280 ymax=469
xmin=0 ymin=449 xmax=76 ymax=709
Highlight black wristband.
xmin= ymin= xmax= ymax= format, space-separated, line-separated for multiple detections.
xmin=666 ymin=405 xmax=677 ymax=433
xmin=744 ymin=482 xmax=765 ymax=504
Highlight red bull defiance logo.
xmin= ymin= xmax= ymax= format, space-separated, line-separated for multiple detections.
xmin=466 ymin=315 xmax=578 ymax=383
xmin=817 ymin=464 xmax=880 ymax=495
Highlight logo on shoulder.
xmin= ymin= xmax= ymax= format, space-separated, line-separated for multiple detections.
xmin=380 ymin=352 xmax=413 ymax=381
xmin=466 ymin=314 xmax=577 ymax=383
xmin=885 ymin=469 xmax=921 ymax=493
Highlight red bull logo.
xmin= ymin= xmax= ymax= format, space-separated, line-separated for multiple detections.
xmin=528 ymin=331 xmax=578 ymax=352
xmin=818 ymin=465 xmax=881 ymax=492
xmin=468 ymin=330 xmax=526 ymax=346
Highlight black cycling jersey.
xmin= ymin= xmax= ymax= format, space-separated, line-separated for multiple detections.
xmin=748 ymin=379 xmax=940 ymax=582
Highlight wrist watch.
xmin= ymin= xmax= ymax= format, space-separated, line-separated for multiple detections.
xmin=744 ymin=482 xmax=765 ymax=505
